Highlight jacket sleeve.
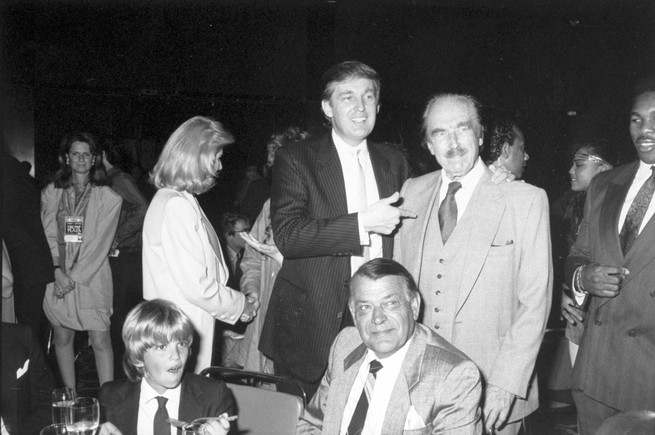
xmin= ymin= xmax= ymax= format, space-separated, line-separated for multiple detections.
xmin=68 ymin=187 xmax=122 ymax=286
xmin=432 ymin=359 xmax=482 ymax=435
xmin=239 ymin=204 xmax=269 ymax=297
xmin=41 ymin=184 xmax=61 ymax=264
xmin=271 ymin=146 xmax=361 ymax=260
xmin=488 ymin=189 xmax=552 ymax=398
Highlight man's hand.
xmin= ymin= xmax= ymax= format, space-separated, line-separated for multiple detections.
xmin=483 ymin=385 xmax=515 ymax=434
xmin=581 ymin=263 xmax=629 ymax=298
xmin=359 ymin=192 xmax=416 ymax=235
xmin=98 ymin=422 xmax=123 ymax=435
xmin=561 ymin=292 xmax=584 ymax=326
xmin=199 ymin=414 xmax=232 ymax=435
xmin=239 ymin=295 xmax=260 ymax=323
xmin=488 ymin=164 xmax=516 ymax=184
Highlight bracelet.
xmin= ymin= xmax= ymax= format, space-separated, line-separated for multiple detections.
xmin=575 ymin=265 xmax=588 ymax=295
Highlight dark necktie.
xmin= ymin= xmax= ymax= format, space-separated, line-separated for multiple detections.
xmin=438 ymin=181 xmax=462 ymax=244
xmin=153 ymin=396 xmax=169 ymax=435
xmin=347 ymin=360 xmax=383 ymax=435
xmin=620 ymin=166 xmax=655 ymax=254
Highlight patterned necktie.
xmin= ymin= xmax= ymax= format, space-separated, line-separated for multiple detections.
xmin=620 ymin=166 xmax=655 ymax=254
xmin=354 ymin=150 xmax=370 ymax=260
xmin=153 ymin=396 xmax=169 ymax=435
xmin=438 ymin=181 xmax=462 ymax=244
xmin=347 ymin=360 xmax=383 ymax=435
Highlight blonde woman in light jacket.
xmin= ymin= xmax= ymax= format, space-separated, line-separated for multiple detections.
xmin=143 ymin=116 xmax=259 ymax=372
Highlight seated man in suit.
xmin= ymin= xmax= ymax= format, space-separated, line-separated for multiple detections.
xmin=297 ymin=258 xmax=481 ymax=434
xmin=98 ymin=299 xmax=235 ymax=435
xmin=1 ymin=322 xmax=54 ymax=435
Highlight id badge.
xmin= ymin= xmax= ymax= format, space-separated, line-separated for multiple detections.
xmin=64 ymin=216 xmax=84 ymax=243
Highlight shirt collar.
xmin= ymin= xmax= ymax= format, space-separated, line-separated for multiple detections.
xmin=332 ymin=129 xmax=368 ymax=156
xmin=140 ymin=377 xmax=182 ymax=406
xmin=637 ymin=160 xmax=655 ymax=177
xmin=363 ymin=331 xmax=414 ymax=371
xmin=442 ymin=157 xmax=486 ymax=191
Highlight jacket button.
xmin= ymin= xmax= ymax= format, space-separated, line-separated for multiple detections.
xmin=628 ymin=329 xmax=637 ymax=337
xmin=434 ymin=307 xmax=440 ymax=312
xmin=344 ymin=280 xmax=350 ymax=287
xmin=435 ymin=290 xmax=441 ymax=295
xmin=439 ymin=259 xmax=445 ymax=264
xmin=336 ymin=312 xmax=343 ymax=319
xmin=433 ymin=324 xmax=440 ymax=329
xmin=437 ymin=274 xmax=442 ymax=279
xmin=594 ymin=319 xmax=602 ymax=326
xmin=650 ymin=291 xmax=655 ymax=298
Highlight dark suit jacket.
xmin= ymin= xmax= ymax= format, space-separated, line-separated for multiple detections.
xmin=99 ymin=373 xmax=236 ymax=435
xmin=1 ymin=155 xmax=53 ymax=328
xmin=566 ymin=161 xmax=655 ymax=411
xmin=297 ymin=325 xmax=482 ymax=434
xmin=1 ymin=323 xmax=54 ymax=435
xmin=260 ymin=133 xmax=410 ymax=383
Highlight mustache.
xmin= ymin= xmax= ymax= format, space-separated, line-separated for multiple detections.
xmin=445 ymin=147 xmax=468 ymax=158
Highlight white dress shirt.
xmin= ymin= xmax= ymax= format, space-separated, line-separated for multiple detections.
xmin=339 ymin=336 xmax=413 ymax=435
xmin=137 ymin=378 xmax=182 ymax=435
xmin=332 ymin=130 xmax=382 ymax=275
xmin=438 ymin=157 xmax=486 ymax=222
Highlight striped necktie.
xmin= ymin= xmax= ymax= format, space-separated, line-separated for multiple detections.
xmin=620 ymin=166 xmax=655 ymax=254
xmin=347 ymin=360 xmax=383 ymax=435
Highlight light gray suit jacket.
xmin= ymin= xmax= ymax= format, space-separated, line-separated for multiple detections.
xmin=296 ymin=324 xmax=482 ymax=435
xmin=394 ymin=166 xmax=552 ymax=422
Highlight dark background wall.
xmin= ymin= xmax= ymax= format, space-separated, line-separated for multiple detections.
xmin=2 ymin=0 xmax=655 ymax=201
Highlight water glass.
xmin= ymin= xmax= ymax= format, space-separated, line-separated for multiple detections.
xmin=65 ymin=397 xmax=99 ymax=435
xmin=51 ymin=388 xmax=76 ymax=424
xmin=40 ymin=423 xmax=68 ymax=435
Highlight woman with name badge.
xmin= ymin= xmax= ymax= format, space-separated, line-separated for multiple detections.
xmin=42 ymin=132 xmax=122 ymax=391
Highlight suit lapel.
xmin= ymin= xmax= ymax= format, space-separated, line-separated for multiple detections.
xmin=383 ymin=327 xmax=426 ymax=433
xmin=369 ymin=143 xmax=392 ymax=198
xmin=598 ymin=168 xmax=633 ymax=262
xmin=179 ymin=376 xmax=204 ymax=422
xmin=455 ymin=172 xmax=505 ymax=315
xmin=112 ymin=382 xmax=140 ymax=433
xmin=323 ymin=342 xmax=367 ymax=433
xmin=316 ymin=134 xmax=349 ymax=216
xmin=413 ymin=173 xmax=443 ymax=283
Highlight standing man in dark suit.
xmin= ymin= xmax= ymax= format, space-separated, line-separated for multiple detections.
xmin=260 ymin=61 xmax=413 ymax=399
xmin=1 ymin=322 xmax=55 ymax=435
xmin=565 ymin=78 xmax=655 ymax=435
xmin=0 ymin=153 xmax=54 ymax=349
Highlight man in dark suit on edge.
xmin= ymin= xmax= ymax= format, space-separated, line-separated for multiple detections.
xmin=565 ymin=77 xmax=655 ymax=435
xmin=259 ymin=60 xmax=414 ymax=400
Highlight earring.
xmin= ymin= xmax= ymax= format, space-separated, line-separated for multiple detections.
xmin=65 ymin=156 xmax=70 ymax=165
xmin=91 ymin=157 xmax=96 ymax=165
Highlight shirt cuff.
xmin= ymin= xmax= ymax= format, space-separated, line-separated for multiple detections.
xmin=572 ymin=266 xmax=588 ymax=306
xmin=357 ymin=212 xmax=370 ymax=246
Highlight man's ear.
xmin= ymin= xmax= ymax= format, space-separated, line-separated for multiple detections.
xmin=411 ymin=293 xmax=420 ymax=321
xmin=501 ymin=142 xmax=512 ymax=158
xmin=321 ymin=100 xmax=333 ymax=119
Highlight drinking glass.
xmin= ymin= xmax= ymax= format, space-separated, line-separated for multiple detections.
xmin=40 ymin=423 xmax=68 ymax=435
xmin=65 ymin=397 xmax=99 ymax=435
xmin=51 ymin=388 xmax=76 ymax=424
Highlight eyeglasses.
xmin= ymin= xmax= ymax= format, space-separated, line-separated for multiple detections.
xmin=69 ymin=152 xmax=93 ymax=161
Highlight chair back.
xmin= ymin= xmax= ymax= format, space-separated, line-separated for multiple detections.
xmin=596 ymin=410 xmax=655 ymax=435
xmin=201 ymin=366 xmax=305 ymax=434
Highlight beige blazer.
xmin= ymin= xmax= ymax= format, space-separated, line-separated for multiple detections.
xmin=297 ymin=324 xmax=482 ymax=435
xmin=143 ymin=188 xmax=245 ymax=372
xmin=394 ymin=168 xmax=552 ymax=422
xmin=41 ymin=184 xmax=121 ymax=310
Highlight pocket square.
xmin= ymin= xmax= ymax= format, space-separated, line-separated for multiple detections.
xmin=403 ymin=405 xmax=426 ymax=430
xmin=16 ymin=359 xmax=29 ymax=379
xmin=491 ymin=240 xmax=514 ymax=247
